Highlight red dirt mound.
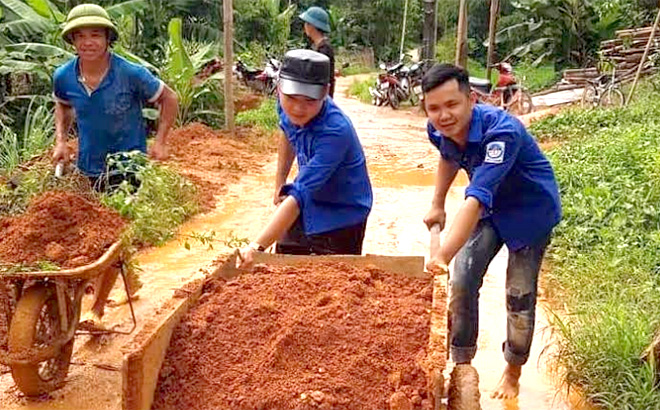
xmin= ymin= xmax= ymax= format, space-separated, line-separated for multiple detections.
xmin=0 ymin=191 xmax=126 ymax=268
xmin=167 ymin=123 xmax=270 ymax=209
xmin=153 ymin=262 xmax=434 ymax=410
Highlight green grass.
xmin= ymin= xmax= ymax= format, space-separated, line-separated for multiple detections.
xmin=341 ymin=64 xmax=375 ymax=76
xmin=515 ymin=61 xmax=557 ymax=93
xmin=236 ymin=97 xmax=279 ymax=131
xmin=435 ymin=31 xmax=557 ymax=93
xmin=100 ymin=152 xmax=199 ymax=247
xmin=347 ymin=75 xmax=376 ymax=104
xmin=536 ymin=83 xmax=660 ymax=409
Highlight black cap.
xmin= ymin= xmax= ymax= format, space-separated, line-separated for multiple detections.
xmin=279 ymin=49 xmax=330 ymax=99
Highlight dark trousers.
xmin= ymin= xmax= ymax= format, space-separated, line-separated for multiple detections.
xmin=450 ymin=219 xmax=550 ymax=366
xmin=276 ymin=218 xmax=367 ymax=255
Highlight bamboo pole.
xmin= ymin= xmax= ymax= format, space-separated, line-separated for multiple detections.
xmin=626 ymin=7 xmax=660 ymax=106
xmin=455 ymin=0 xmax=468 ymax=68
xmin=485 ymin=0 xmax=500 ymax=82
xmin=223 ymin=0 xmax=235 ymax=133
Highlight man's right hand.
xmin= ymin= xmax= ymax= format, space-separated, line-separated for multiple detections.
xmin=424 ymin=206 xmax=447 ymax=230
xmin=273 ymin=186 xmax=286 ymax=206
xmin=52 ymin=141 xmax=71 ymax=165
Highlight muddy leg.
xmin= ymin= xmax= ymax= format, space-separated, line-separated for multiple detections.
xmin=492 ymin=235 xmax=550 ymax=399
xmin=450 ymin=220 xmax=502 ymax=364
xmin=491 ymin=363 xmax=521 ymax=399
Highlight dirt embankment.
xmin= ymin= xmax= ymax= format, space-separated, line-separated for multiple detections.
xmin=153 ymin=262 xmax=434 ymax=410
xmin=167 ymin=123 xmax=276 ymax=211
xmin=0 ymin=191 xmax=125 ymax=268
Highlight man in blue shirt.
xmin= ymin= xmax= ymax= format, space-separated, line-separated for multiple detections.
xmin=424 ymin=64 xmax=561 ymax=399
xmin=237 ymin=49 xmax=372 ymax=269
xmin=51 ymin=4 xmax=178 ymax=329
xmin=52 ymin=4 xmax=178 ymax=191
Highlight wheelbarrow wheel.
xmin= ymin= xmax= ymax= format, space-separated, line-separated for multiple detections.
xmin=8 ymin=285 xmax=74 ymax=396
xmin=447 ymin=364 xmax=481 ymax=410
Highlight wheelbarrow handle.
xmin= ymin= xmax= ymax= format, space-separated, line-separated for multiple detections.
xmin=429 ymin=224 xmax=442 ymax=258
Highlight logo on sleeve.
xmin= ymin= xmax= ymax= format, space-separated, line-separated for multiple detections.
xmin=484 ymin=141 xmax=505 ymax=164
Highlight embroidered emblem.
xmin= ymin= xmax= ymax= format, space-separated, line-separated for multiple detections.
xmin=484 ymin=141 xmax=505 ymax=164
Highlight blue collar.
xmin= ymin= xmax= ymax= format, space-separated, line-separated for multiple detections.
xmin=75 ymin=53 xmax=115 ymax=94
xmin=466 ymin=105 xmax=484 ymax=143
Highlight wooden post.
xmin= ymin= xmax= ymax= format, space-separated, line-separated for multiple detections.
xmin=422 ymin=0 xmax=438 ymax=61
xmin=485 ymin=0 xmax=500 ymax=82
xmin=399 ymin=0 xmax=410 ymax=61
xmin=627 ymin=7 xmax=660 ymax=106
xmin=223 ymin=0 xmax=235 ymax=133
xmin=455 ymin=0 xmax=468 ymax=68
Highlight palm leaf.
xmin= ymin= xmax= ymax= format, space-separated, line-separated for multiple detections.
xmin=0 ymin=17 xmax=53 ymax=39
xmin=25 ymin=0 xmax=64 ymax=22
xmin=5 ymin=42 xmax=72 ymax=58
xmin=114 ymin=44 xmax=158 ymax=73
xmin=106 ymin=0 xmax=148 ymax=20
xmin=0 ymin=0 xmax=42 ymax=19
xmin=166 ymin=18 xmax=193 ymax=80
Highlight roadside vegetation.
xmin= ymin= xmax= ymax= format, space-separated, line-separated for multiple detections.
xmin=236 ymin=98 xmax=279 ymax=132
xmin=533 ymin=82 xmax=660 ymax=409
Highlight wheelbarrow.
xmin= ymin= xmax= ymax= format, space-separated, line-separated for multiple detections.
xmin=0 ymin=241 xmax=137 ymax=396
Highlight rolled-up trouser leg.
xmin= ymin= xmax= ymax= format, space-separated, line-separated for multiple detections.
xmin=450 ymin=219 xmax=503 ymax=364
xmin=502 ymin=235 xmax=550 ymax=366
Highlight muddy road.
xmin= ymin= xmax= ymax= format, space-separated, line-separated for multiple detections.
xmin=1 ymin=76 xmax=586 ymax=410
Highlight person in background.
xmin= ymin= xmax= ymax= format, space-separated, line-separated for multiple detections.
xmin=299 ymin=6 xmax=336 ymax=98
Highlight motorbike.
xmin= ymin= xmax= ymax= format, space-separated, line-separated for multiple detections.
xmin=469 ymin=63 xmax=534 ymax=115
xmin=369 ymin=60 xmax=431 ymax=109
xmin=371 ymin=63 xmax=412 ymax=109
xmin=234 ymin=57 xmax=280 ymax=96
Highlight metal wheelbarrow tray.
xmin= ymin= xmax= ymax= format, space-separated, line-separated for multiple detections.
xmin=0 ymin=241 xmax=136 ymax=396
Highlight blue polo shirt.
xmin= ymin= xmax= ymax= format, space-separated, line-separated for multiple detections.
xmin=278 ymin=97 xmax=373 ymax=235
xmin=428 ymin=104 xmax=561 ymax=250
xmin=53 ymin=53 xmax=164 ymax=176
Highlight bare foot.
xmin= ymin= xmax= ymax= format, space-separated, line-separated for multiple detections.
xmin=78 ymin=311 xmax=107 ymax=332
xmin=491 ymin=364 xmax=521 ymax=399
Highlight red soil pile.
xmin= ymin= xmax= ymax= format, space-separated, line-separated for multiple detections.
xmin=153 ymin=262 xmax=434 ymax=410
xmin=0 ymin=191 xmax=126 ymax=268
xmin=167 ymin=123 xmax=268 ymax=209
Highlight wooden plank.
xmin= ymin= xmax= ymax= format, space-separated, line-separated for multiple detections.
xmin=121 ymin=280 xmax=205 ymax=410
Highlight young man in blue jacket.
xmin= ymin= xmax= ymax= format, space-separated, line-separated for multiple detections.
xmin=237 ymin=49 xmax=372 ymax=268
xmin=423 ymin=64 xmax=561 ymax=399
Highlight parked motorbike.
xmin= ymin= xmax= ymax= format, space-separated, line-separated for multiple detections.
xmin=234 ymin=57 xmax=280 ymax=96
xmin=369 ymin=60 xmax=431 ymax=109
xmin=370 ymin=62 xmax=412 ymax=109
xmin=469 ymin=63 xmax=534 ymax=115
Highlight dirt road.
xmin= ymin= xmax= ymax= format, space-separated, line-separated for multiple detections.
xmin=1 ymin=76 xmax=587 ymax=409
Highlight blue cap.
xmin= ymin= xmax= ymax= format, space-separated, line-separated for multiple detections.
xmin=300 ymin=6 xmax=330 ymax=33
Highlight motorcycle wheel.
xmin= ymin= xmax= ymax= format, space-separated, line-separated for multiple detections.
xmin=388 ymin=88 xmax=400 ymax=110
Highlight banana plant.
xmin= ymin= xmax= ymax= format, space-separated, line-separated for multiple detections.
xmin=0 ymin=0 xmax=151 ymax=84
xmin=162 ymin=17 xmax=221 ymax=126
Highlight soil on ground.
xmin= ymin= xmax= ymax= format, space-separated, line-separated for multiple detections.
xmin=167 ymin=123 xmax=274 ymax=210
xmin=152 ymin=262 xmax=434 ymax=410
xmin=0 ymin=191 xmax=125 ymax=268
